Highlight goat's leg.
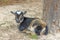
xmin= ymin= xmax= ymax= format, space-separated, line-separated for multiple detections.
xmin=44 ymin=26 xmax=48 ymax=35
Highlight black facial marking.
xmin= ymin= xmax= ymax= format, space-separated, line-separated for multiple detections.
xmin=15 ymin=12 xmax=24 ymax=23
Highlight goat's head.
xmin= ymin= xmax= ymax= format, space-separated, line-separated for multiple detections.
xmin=10 ymin=10 xmax=27 ymax=23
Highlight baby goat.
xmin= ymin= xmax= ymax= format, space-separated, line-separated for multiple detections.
xmin=10 ymin=10 xmax=48 ymax=35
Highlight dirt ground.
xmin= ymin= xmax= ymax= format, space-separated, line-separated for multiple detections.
xmin=0 ymin=0 xmax=60 ymax=40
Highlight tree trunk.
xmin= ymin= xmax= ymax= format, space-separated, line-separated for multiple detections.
xmin=43 ymin=0 xmax=60 ymax=33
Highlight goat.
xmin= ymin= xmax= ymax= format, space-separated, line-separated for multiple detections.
xmin=10 ymin=10 xmax=48 ymax=35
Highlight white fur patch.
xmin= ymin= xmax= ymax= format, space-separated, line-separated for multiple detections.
xmin=17 ymin=11 xmax=21 ymax=15
xmin=40 ymin=28 xmax=46 ymax=35
xmin=28 ymin=26 xmax=35 ymax=32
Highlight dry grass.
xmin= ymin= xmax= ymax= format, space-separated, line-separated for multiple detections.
xmin=0 ymin=0 xmax=60 ymax=40
xmin=0 ymin=0 xmax=41 ymax=6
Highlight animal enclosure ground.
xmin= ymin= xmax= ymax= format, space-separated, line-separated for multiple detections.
xmin=0 ymin=0 xmax=60 ymax=40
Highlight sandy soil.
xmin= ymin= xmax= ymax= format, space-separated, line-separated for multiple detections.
xmin=0 ymin=1 xmax=60 ymax=40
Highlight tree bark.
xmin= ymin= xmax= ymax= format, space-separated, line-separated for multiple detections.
xmin=43 ymin=0 xmax=60 ymax=33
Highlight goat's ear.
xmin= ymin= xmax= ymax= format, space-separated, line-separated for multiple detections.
xmin=10 ymin=11 xmax=15 ymax=15
xmin=23 ymin=11 xmax=27 ymax=14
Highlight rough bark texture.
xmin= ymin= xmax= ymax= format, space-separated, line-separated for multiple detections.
xmin=43 ymin=0 xmax=60 ymax=33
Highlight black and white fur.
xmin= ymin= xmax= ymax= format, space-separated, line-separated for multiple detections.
xmin=10 ymin=10 xmax=48 ymax=35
